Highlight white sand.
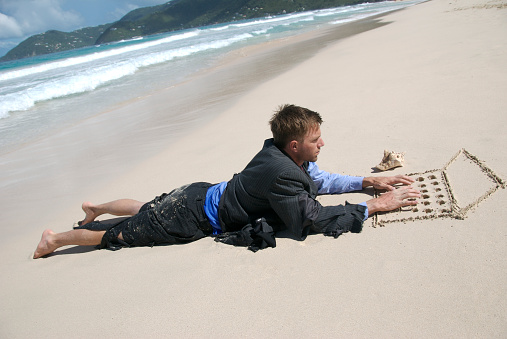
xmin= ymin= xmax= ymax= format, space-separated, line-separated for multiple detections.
xmin=1 ymin=0 xmax=507 ymax=337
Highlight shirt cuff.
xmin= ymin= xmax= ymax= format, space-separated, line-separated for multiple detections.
xmin=358 ymin=201 xmax=369 ymax=221
xmin=352 ymin=176 xmax=365 ymax=191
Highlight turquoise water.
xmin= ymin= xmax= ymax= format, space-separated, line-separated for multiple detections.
xmin=0 ymin=1 xmax=423 ymax=154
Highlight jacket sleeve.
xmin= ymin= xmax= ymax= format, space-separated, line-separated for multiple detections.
xmin=267 ymin=170 xmax=366 ymax=240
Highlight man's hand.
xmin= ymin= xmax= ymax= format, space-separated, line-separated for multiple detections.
xmin=363 ymin=175 xmax=415 ymax=191
xmin=366 ymin=186 xmax=421 ymax=215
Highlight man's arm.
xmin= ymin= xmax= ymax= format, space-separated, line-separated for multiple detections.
xmin=308 ymin=162 xmax=363 ymax=194
xmin=309 ymin=163 xmax=415 ymax=193
xmin=268 ymin=169 xmax=365 ymax=240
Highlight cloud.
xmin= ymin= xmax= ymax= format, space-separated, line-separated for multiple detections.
xmin=0 ymin=0 xmax=169 ymax=50
xmin=0 ymin=12 xmax=23 ymax=38
xmin=0 ymin=0 xmax=169 ymax=37
xmin=0 ymin=0 xmax=84 ymax=39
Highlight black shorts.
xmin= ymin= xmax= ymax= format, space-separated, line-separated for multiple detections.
xmin=77 ymin=182 xmax=213 ymax=250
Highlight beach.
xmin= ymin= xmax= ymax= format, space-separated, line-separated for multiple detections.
xmin=1 ymin=0 xmax=507 ymax=337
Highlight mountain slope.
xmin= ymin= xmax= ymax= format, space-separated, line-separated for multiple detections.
xmin=1 ymin=24 xmax=111 ymax=62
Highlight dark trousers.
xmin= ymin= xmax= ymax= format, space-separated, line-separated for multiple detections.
xmin=77 ymin=182 xmax=213 ymax=250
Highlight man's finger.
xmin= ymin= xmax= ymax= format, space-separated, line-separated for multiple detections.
xmin=394 ymin=175 xmax=415 ymax=185
xmin=395 ymin=187 xmax=421 ymax=199
xmin=401 ymin=199 xmax=418 ymax=207
xmin=401 ymin=174 xmax=415 ymax=182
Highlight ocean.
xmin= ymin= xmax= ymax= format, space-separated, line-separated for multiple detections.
xmin=0 ymin=1 xmax=423 ymax=156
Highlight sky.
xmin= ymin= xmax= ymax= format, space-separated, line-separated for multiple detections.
xmin=0 ymin=0 xmax=168 ymax=57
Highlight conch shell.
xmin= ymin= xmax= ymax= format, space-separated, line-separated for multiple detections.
xmin=375 ymin=150 xmax=405 ymax=171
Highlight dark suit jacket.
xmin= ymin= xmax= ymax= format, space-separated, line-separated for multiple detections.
xmin=218 ymin=139 xmax=365 ymax=240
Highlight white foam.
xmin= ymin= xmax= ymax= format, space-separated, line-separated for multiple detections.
xmin=210 ymin=25 xmax=230 ymax=31
xmin=231 ymin=11 xmax=314 ymax=29
xmin=0 ymin=30 xmax=200 ymax=82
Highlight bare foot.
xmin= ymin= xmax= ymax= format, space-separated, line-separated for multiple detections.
xmin=33 ymin=229 xmax=56 ymax=259
xmin=77 ymin=202 xmax=98 ymax=227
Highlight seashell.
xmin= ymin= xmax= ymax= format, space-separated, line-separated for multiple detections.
xmin=375 ymin=150 xmax=405 ymax=171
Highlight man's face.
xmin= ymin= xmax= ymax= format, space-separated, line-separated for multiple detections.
xmin=299 ymin=125 xmax=325 ymax=163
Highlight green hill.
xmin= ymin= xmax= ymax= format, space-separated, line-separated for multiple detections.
xmin=0 ymin=24 xmax=111 ymax=62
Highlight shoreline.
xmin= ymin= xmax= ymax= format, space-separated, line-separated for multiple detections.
xmin=0 ymin=12 xmax=400 ymax=235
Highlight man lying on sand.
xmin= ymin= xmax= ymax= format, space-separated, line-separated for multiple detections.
xmin=34 ymin=104 xmax=420 ymax=258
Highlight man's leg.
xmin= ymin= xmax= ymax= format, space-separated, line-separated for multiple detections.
xmin=33 ymin=228 xmax=124 ymax=259
xmin=79 ymin=199 xmax=145 ymax=226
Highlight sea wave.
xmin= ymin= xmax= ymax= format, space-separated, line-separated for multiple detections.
xmin=0 ymin=32 xmax=254 ymax=118
xmin=210 ymin=25 xmax=230 ymax=31
xmin=231 ymin=11 xmax=314 ymax=29
xmin=0 ymin=30 xmax=201 ymax=82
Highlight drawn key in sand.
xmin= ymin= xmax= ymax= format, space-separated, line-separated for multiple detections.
xmin=373 ymin=149 xmax=506 ymax=227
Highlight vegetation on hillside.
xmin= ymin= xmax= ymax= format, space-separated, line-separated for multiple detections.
xmin=1 ymin=24 xmax=111 ymax=62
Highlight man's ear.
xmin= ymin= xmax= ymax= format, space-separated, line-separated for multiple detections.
xmin=288 ymin=140 xmax=298 ymax=152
